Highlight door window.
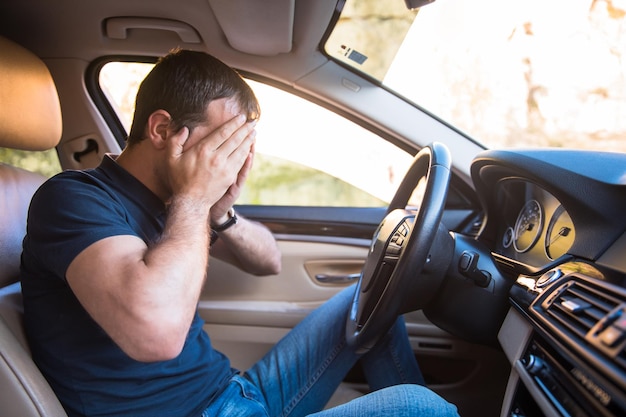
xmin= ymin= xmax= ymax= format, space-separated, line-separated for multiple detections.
xmin=99 ymin=62 xmax=413 ymax=207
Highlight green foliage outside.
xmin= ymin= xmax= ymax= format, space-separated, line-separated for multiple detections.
xmin=240 ymin=154 xmax=386 ymax=207
xmin=0 ymin=148 xmax=62 ymax=178
xmin=0 ymin=147 xmax=384 ymax=207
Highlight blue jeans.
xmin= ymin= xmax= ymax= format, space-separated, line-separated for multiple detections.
xmin=202 ymin=286 xmax=459 ymax=417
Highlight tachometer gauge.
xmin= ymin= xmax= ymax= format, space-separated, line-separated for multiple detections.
xmin=545 ymin=205 xmax=575 ymax=260
xmin=513 ymin=199 xmax=543 ymax=253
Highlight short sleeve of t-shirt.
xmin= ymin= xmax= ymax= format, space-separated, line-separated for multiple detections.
xmin=25 ymin=170 xmax=140 ymax=280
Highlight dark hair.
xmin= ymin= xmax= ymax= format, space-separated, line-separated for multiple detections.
xmin=127 ymin=49 xmax=260 ymax=146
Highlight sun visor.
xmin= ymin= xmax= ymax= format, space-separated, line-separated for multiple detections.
xmin=208 ymin=0 xmax=295 ymax=56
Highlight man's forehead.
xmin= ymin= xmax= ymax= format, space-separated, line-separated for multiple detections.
xmin=208 ymin=97 xmax=242 ymax=117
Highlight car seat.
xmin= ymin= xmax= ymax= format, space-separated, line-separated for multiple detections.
xmin=0 ymin=35 xmax=68 ymax=417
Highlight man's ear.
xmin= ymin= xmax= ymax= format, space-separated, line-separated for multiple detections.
xmin=145 ymin=110 xmax=172 ymax=150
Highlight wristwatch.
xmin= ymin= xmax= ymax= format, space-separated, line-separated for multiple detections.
xmin=212 ymin=207 xmax=238 ymax=232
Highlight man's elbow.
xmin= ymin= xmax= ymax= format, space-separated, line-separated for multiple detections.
xmin=266 ymin=254 xmax=282 ymax=275
xmin=118 ymin=325 xmax=188 ymax=363
xmin=131 ymin=346 xmax=184 ymax=363
xmin=246 ymin=252 xmax=281 ymax=276
xmin=260 ymin=251 xmax=282 ymax=276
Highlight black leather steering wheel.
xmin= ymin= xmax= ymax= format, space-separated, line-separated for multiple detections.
xmin=346 ymin=142 xmax=452 ymax=352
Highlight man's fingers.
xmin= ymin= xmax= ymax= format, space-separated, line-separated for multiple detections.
xmin=213 ymin=114 xmax=248 ymax=149
xmin=213 ymin=117 xmax=256 ymax=155
xmin=237 ymin=150 xmax=254 ymax=184
xmin=168 ymin=126 xmax=190 ymax=158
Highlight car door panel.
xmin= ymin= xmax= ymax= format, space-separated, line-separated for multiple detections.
xmin=199 ymin=203 xmax=507 ymax=416
xmin=200 ymin=239 xmax=366 ymax=370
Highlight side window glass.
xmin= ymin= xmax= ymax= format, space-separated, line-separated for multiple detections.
xmin=0 ymin=148 xmax=61 ymax=177
xmin=99 ymin=62 xmax=413 ymax=207
xmin=99 ymin=62 xmax=154 ymax=131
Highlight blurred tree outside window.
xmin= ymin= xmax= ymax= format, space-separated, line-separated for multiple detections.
xmin=0 ymin=148 xmax=61 ymax=178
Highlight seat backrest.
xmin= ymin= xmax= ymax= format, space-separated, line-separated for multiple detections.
xmin=0 ymin=35 xmax=68 ymax=417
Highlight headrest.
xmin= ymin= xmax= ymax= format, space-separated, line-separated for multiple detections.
xmin=0 ymin=36 xmax=62 ymax=151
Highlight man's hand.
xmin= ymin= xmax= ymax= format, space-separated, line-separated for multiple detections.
xmin=166 ymin=113 xmax=256 ymax=209
xmin=210 ymin=139 xmax=256 ymax=224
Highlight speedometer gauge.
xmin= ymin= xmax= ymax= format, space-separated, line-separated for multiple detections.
xmin=513 ymin=199 xmax=543 ymax=253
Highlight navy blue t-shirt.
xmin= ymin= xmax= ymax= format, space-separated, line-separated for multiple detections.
xmin=20 ymin=155 xmax=233 ymax=417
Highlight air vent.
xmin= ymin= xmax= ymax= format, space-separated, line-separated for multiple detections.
xmin=612 ymin=321 xmax=626 ymax=371
xmin=533 ymin=274 xmax=626 ymax=378
xmin=540 ymin=279 xmax=620 ymax=340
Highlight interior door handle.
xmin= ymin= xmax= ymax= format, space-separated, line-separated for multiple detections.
xmin=315 ymin=273 xmax=360 ymax=284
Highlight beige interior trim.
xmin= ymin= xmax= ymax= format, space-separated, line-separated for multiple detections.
xmin=497 ymin=308 xmax=532 ymax=364
xmin=208 ymin=0 xmax=295 ymax=55
xmin=0 ymin=313 xmax=67 ymax=417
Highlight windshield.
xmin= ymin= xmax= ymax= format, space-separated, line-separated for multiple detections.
xmin=325 ymin=0 xmax=626 ymax=153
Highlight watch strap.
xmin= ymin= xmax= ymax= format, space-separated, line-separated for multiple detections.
xmin=212 ymin=207 xmax=238 ymax=232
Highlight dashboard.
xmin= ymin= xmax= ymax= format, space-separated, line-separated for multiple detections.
xmin=468 ymin=149 xmax=626 ymax=417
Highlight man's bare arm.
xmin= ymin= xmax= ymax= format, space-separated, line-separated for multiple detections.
xmin=66 ymin=113 xmax=255 ymax=362
xmin=66 ymin=196 xmax=211 ymax=362
xmin=210 ymin=214 xmax=281 ymax=275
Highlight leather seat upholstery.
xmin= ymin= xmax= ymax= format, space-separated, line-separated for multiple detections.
xmin=0 ymin=35 xmax=68 ymax=417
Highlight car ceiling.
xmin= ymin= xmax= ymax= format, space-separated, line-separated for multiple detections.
xmin=0 ymin=0 xmax=337 ymax=85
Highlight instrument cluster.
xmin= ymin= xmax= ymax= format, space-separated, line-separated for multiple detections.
xmin=495 ymin=179 xmax=576 ymax=266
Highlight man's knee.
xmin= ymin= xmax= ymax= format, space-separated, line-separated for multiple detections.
xmin=383 ymin=384 xmax=459 ymax=417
